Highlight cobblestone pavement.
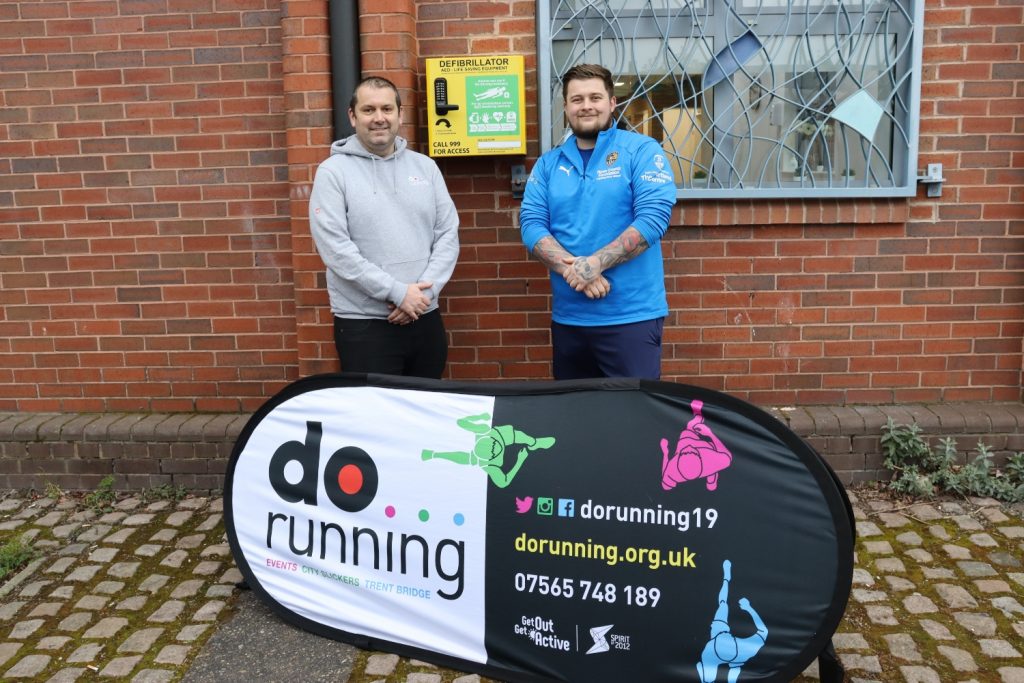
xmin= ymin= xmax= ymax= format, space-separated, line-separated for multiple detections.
xmin=1 ymin=488 xmax=1022 ymax=682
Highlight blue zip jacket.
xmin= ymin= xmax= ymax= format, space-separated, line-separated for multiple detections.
xmin=520 ymin=126 xmax=676 ymax=326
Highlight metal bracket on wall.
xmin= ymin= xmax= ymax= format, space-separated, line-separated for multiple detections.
xmin=511 ymin=164 xmax=527 ymax=199
xmin=916 ymin=163 xmax=945 ymax=198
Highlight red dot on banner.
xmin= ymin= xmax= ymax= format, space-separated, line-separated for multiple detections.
xmin=338 ymin=464 xmax=363 ymax=494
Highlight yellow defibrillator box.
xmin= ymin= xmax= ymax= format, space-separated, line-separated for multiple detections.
xmin=424 ymin=55 xmax=526 ymax=157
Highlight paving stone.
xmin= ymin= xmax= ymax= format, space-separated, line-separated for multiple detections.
xmin=138 ymin=574 xmax=170 ymax=594
xmin=875 ymin=557 xmax=906 ymax=572
xmin=135 ymin=544 xmax=163 ymax=557
xmin=191 ymin=560 xmax=220 ymax=575
xmin=918 ymin=619 xmax=955 ymax=640
xmin=896 ymin=531 xmax=923 ymax=546
xmin=58 ymin=612 xmax=93 ymax=632
xmin=165 ymin=510 xmax=193 ymax=527
xmin=975 ymin=579 xmax=1011 ymax=594
xmin=196 ymin=513 xmax=222 ymax=531
xmin=220 ymin=567 xmax=243 ymax=584
xmin=988 ymin=551 xmax=1023 ymax=568
xmin=175 ymin=534 xmax=205 ymax=549
xmin=935 ymin=584 xmax=978 ymax=609
xmin=147 ymin=600 xmax=185 ymax=623
xmin=37 ymin=511 xmax=65 ymax=526
xmin=980 ymin=639 xmax=1023 ymax=658
xmin=0 ymin=647 xmax=20 ymax=667
xmin=969 ymin=532 xmax=998 ymax=547
xmin=937 ymin=645 xmax=978 ymax=672
xmin=193 ymin=599 xmax=225 ymax=621
xmin=838 ymin=653 xmax=882 ymax=672
xmin=999 ymin=667 xmax=1024 ymax=683
xmin=958 ymin=561 xmax=997 ymax=577
xmin=943 ymin=544 xmax=973 ymax=560
xmin=952 ymin=515 xmax=984 ymax=531
xmin=66 ymin=643 xmax=102 ymax=662
xmin=82 ymin=616 xmax=129 ymax=639
xmin=999 ymin=527 xmax=1024 ymax=539
xmin=899 ymin=665 xmax=941 ymax=683
xmin=88 ymin=547 xmax=118 ymax=563
xmin=921 ymin=567 xmax=955 ymax=579
xmin=853 ymin=589 xmax=887 ymax=603
xmin=407 ymin=674 xmax=442 ymax=683
xmin=122 ymin=514 xmax=155 ymax=526
xmin=159 ymin=550 xmax=189 ymax=568
xmin=99 ymin=655 xmax=142 ymax=677
xmin=905 ymin=548 xmax=935 ymax=564
xmin=150 ymin=529 xmax=176 ymax=543
xmin=453 ymin=676 xmax=481 ymax=683
xmin=45 ymin=668 xmax=85 ymax=682
xmin=116 ymin=596 xmax=149 ymax=611
xmin=74 ymin=595 xmax=108 ymax=611
xmin=865 ymin=605 xmax=898 ymax=625
xmin=93 ymin=580 xmax=125 ymax=595
xmin=98 ymin=512 xmax=129 ymax=524
xmin=903 ymin=594 xmax=939 ymax=614
xmin=878 ymin=512 xmax=910 ymax=527
xmin=885 ymin=576 xmax=915 ymax=591
xmin=108 ymin=562 xmax=141 ymax=578
xmin=863 ymin=540 xmax=893 ymax=554
xmin=366 ymin=653 xmax=401 ymax=676
xmin=9 ymin=619 xmax=45 ymax=639
xmin=118 ymin=628 xmax=164 ymax=654
xmin=145 ymin=501 xmax=171 ymax=512
xmin=883 ymin=633 xmax=921 ymax=661
xmin=175 ymin=624 xmax=210 ymax=642
xmin=131 ymin=670 xmax=174 ymax=683
xmin=851 ymin=568 xmax=875 ymax=586
xmin=103 ymin=528 xmax=136 ymax=544
xmin=170 ymin=579 xmax=203 ymax=599
xmin=37 ymin=636 xmax=72 ymax=650
xmin=0 ymin=602 xmax=25 ymax=621
xmin=4 ymin=653 xmax=51 ymax=678
xmin=206 ymin=584 xmax=234 ymax=598
xmin=200 ymin=543 xmax=228 ymax=557
xmin=991 ymin=596 xmax=1024 ymax=618
xmin=67 ymin=564 xmax=102 ymax=582
xmin=954 ymin=612 xmax=997 ymax=636
xmin=833 ymin=633 xmax=870 ymax=650
xmin=28 ymin=602 xmax=63 ymax=618
xmin=46 ymin=557 xmax=76 ymax=574
xmin=154 ymin=644 xmax=189 ymax=665
xmin=929 ymin=525 xmax=952 ymax=541
xmin=856 ymin=521 xmax=882 ymax=537
xmin=52 ymin=523 xmax=81 ymax=539
xmin=76 ymin=525 xmax=112 ymax=542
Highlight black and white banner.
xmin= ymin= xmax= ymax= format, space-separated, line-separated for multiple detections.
xmin=225 ymin=374 xmax=853 ymax=682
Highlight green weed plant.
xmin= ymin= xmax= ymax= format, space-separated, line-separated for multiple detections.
xmin=881 ymin=418 xmax=1024 ymax=502
xmin=0 ymin=534 xmax=36 ymax=582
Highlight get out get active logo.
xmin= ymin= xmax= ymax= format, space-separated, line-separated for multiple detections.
xmin=256 ymin=420 xmax=467 ymax=600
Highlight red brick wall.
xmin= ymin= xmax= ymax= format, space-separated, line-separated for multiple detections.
xmin=0 ymin=0 xmax=296 ymax=413
xmin=1 ymin=0 xmax=1022 ymax=415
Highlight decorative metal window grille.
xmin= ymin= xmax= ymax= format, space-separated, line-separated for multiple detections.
xmin=538 ymin=0 xmax=924 ymax=198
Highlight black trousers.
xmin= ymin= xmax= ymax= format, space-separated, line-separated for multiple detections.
xmin=332 ymin=309 xmax=447 ymax=379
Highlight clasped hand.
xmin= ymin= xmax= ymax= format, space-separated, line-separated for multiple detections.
xmin=388 ymin=281 xmax=433 ymax=324
xmin=561 ymin=256 xmax=610 ymax=299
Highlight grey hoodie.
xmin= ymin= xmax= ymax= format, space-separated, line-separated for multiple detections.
xmin=309 ymin=135 xmax=460 ymax=319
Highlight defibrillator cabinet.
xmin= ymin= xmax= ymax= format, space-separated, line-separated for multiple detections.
xmin=425 ymin=55 xmax=526 ymax=158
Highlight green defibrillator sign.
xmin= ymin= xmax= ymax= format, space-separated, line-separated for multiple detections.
xmin=425 ymin=55 xmax=526 ymax=157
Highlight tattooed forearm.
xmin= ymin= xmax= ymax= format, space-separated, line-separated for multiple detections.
xmin=595 ymin=226 xmax=649 ymax=270
xmin=532 ymin=236 xmax=574 ymax=274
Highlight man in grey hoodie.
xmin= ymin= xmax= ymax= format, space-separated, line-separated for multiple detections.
xmin=309 ymin=76 xmax=460 ymax=378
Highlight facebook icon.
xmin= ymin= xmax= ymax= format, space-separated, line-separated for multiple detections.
xmin=558 ymin=498 xmax=575 ymax=517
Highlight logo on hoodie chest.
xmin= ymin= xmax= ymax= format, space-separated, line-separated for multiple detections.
xmin=407 ymin=175 xmax=430 ymax=186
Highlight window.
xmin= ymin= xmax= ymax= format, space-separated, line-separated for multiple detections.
xmin=539 ymin=0 xmax=924 ymax=198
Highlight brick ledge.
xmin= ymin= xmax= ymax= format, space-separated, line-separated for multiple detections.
xmin=2 ymin=404 xmax=1024 ymax=490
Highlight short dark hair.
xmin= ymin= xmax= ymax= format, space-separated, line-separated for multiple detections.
xmin=349 ymin=76 xmax=402 ymax=111
xmin=561 ymin=64 xmax=615 ymax=100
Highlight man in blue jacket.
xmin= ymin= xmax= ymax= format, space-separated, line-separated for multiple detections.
xmin=520 ymin=64 xmax=676 ymax=379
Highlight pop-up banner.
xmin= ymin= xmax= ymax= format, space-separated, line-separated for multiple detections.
xmin=225 ymin=375 xmax=853 ymax=682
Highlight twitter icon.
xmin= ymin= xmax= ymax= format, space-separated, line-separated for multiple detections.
xmin=515 ymin=496 xmax=533 ymax=514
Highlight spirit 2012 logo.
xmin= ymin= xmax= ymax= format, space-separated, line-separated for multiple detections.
xmin=268 ymin=421 xmax=378 ymax=512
